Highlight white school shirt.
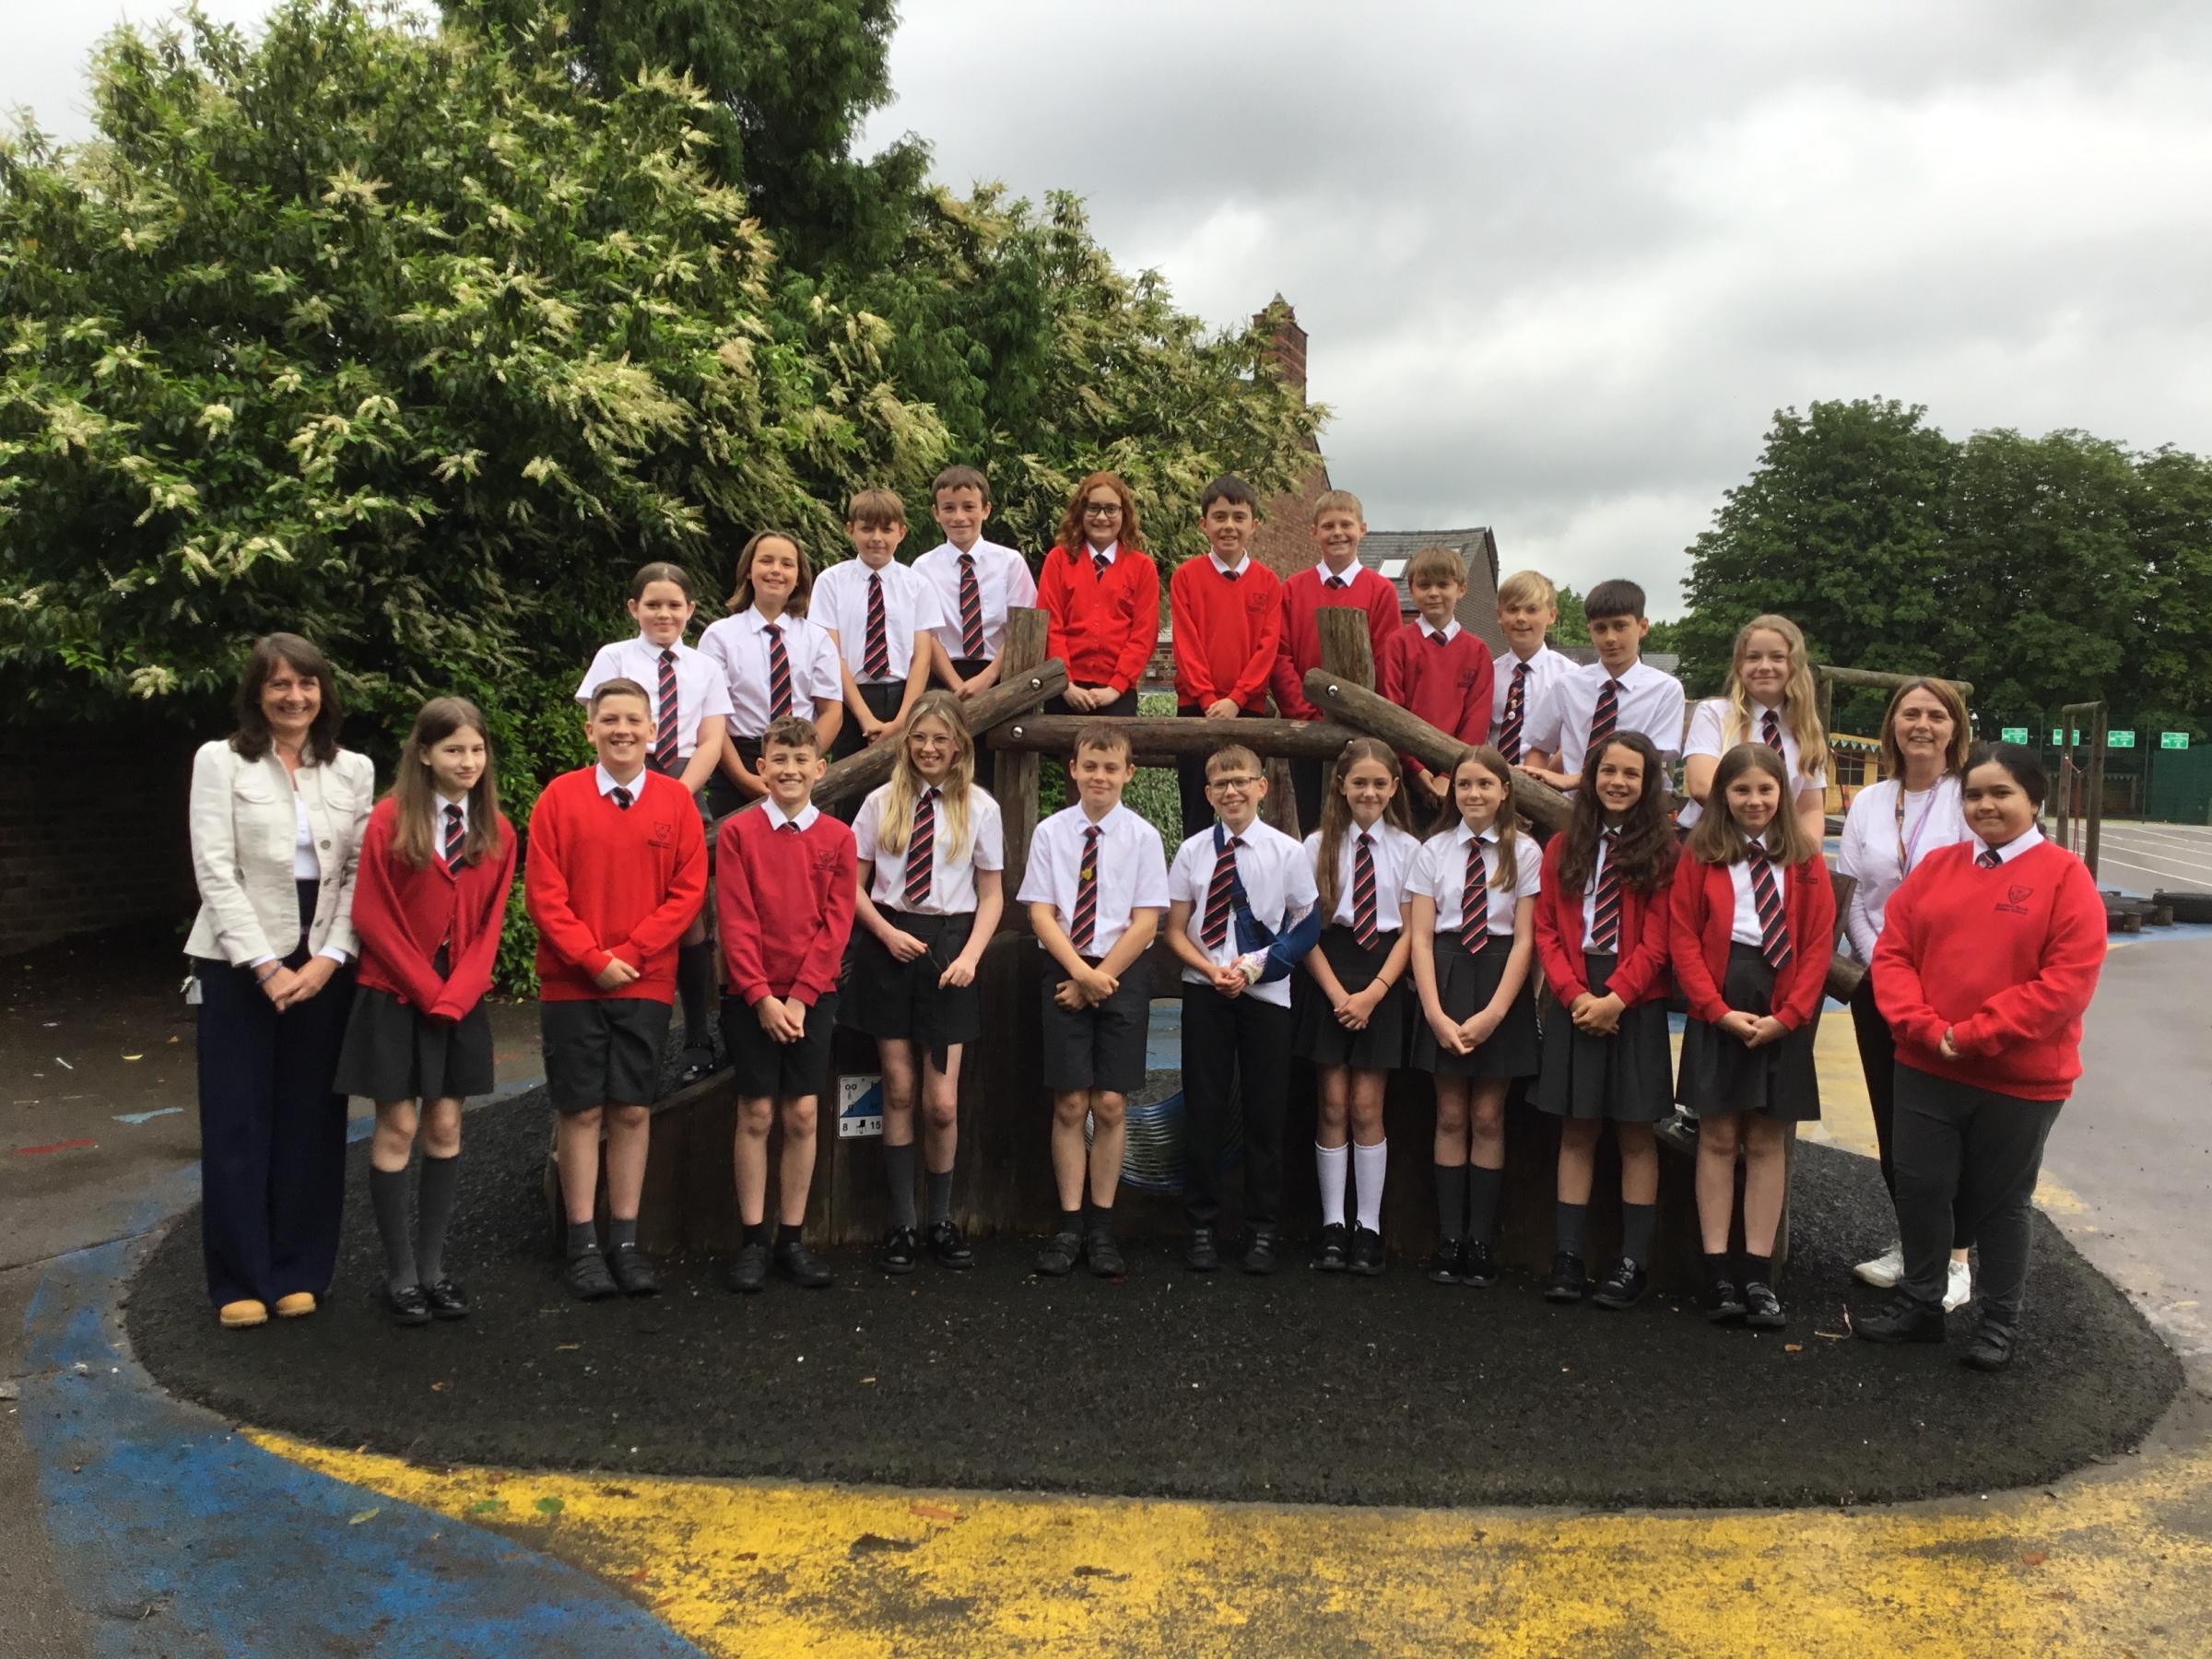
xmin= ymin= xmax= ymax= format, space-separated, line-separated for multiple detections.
xmin=1526 ymin=658 xmax=1687 ymax=793
xmin=912 ymin=538 xmax=1038 ymax=661
xmin=1017 ymin=801 xmax=1171 ymax=958
xmin=1405 ymin=822 xmax=1542 ymax=937
xmin=696 ymin=606 xmax=843 ymax=737
xmin=1675 ymin=697 xmax=1828 ymax=829
xmin=854 ymin=782 xmax=1005 ymax=915
xmin=574 ymin=635 xmax=735 ymax=759
xmin=1979 ymin=825 xmax=2044 ymax=864
xmin=758 ymin=798 xmax=821 ymax=832
xmin=430 ymin=793 xmax=470 ymax=852
xmin=1490 ymin=642 xmax=1572 ymax=738
xmin=1304 ymin=821 xmax=1422 ymax=934
xmin=1581 ymin=829 xmax=1617 ymax=941
xmin=1726 ymin=835 xmax=1784 ymax=947
xmin=1167 ymin=819 xmax=1317 ymax=1009
xmin=1837 ymin=775 xmax=1971 ymax=962
xmin=811 ymin=558 xmax=947 ymax=684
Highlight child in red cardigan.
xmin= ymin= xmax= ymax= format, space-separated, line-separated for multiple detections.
xmin=1532 ymin=732 xmax=1677 ymax=1310
xmin=335 ymin=697 xmax=517 ymax=1326
xmin=1039 ymin=470 xmax=1160 ymax=723
xmin=716 ymin=715 xmax=858 ymax=1294
xmin=1670 ymin=742 xmax=1836 ymax=1331
xmin=1379 ymin=545 xmax=1494 ymax=821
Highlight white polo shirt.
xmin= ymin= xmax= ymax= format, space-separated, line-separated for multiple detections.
xmin=1167 ymin=818 xmax=1317 ymax=1009
xmin=1527 ymin=658 xmax=1687 ymax=792
xmin=574 ymin=634 xmax=735 ymax=759
xmin=1405 ymin=821 xmax=1542 ymax=937
xmin=1018 ymin=801 xmax=1171 ymax=957
xmin=1675 ymin=696 xmax=1828 ymax=829
xmin=912 ymin=538 xmax=1038 ymax=661
xmin=697 ymin=606 xmax=843 ymax=738
xmin=812 ymin=558 xmax=947 ymax=685
xmin=854 ymin=782 xmax=1005 ymax=915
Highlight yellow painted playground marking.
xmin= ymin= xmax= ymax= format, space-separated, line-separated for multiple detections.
xmin=254 ymin=1427 xmax=2212 ymax=1656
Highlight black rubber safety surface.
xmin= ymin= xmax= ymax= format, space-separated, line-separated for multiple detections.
xmin=127 ymin=1090 xmax=2181 ymax=1511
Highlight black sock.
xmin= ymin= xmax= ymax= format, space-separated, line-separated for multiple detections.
xmin=1742 ymin=1251 xmax=1772 ymax=1287
xmin=677 ymin=941 xmax=715 ymax=1054
xmin=1703 ymin=1251 xmax=1733 ymax=1288
xmin=744 ymin=1219 xmax=772 ymax=1248
xmin=1059 ymin=1206 xmax=1084 ymax=1236
xmin=415 ymin=1153 xmax=460 ymax=1287
xmin=1620 ymin=1201 xmax=1656 ymax=1265
xmin=1466 ymin=1166 xmax=1504 ymax=1248
xmin=1432 ymin=1161 xmax=1467 ymax=1241
xmin=883 ymin=1141 xmax=918 ymax=1230
xmin=1088 ymin=1197 xmax=1114 ymax=1231
xmin=608 ymin=1217 xmax=638 ymax=1253
xmin=565 ymin=1219 xmax=599 ymax=1259
xmin=371 ymin=1167 xmax=417 ymax=1291
xmin=1554 ymin=1200 xmax=1588 ymax=1257
xmin=777 ymin=1221 xmax=803 ymax=1249
xmin=925 ymin=1170 xmax=954 ymax=1228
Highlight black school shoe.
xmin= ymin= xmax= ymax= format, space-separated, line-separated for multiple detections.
xmin=924 ymin=1219 xmax=974 ymax=1269
xmin=1034 ymin=1227 xmax=1083 ymax=1277
xmin=877 ymin=1227 xmax=920 ymax=1275
xmin=1544 ymin=1252 xmax=1591 ymax=1303
xmin=1086 ymin=1227 xmax=1126 ymax=1278
xmin=1742 ymin=1280 xmax=1786 ymax=1330
xmin=1425 ymin=1240 xmax=1465 ymax=1285
xmin=382 ymin=1283 xmax=432 ymax=1327
xmin=1461 ymin=1241 xmax=1499 ymax=1288
xmin=773 ymin=1239 xmax=833 ymax=1288
xmin=1963 ymin=1322 xmax=2018 ymax=1372
xmin=423 ymin=1279 xmax=470 ymax=1321
xmin=607 ymin=1245 xmax=661 ymax=1298
xmin=724 ymin=1241 xmax=770 ymax=1294
xmin=1241 ymin=1228 xmax=1281 ymax=1276
xmin=564 ymin=1249 xmax=618 ymax=1301
xmin=1855 ymin=1292 xmax=1947 ymax=1345
xmin=1313 ymin=1223 xmax=1349 ymax=1272
xmin=1183 ymin=1227 xmax=1220 ymax=1273
xmin=1591 ymin=1258 xmax=1647 ymax=1311
xmin=679 ymin=1044 xmax=717 ymax=1085
xmin=1347 ymin=1226 xmax=1386 ymax=1277
xmin=1702 ymin=1277 xmax=1747 ymax=1324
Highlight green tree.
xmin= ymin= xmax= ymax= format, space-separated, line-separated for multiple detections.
xmin=1548 ymin=584 xmax=1587 ymax=650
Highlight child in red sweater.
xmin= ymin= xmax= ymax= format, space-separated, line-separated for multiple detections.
xmin=1039 ymin=471 xmax=1159 ymax=722
xmin=335 ymin=696 xmax=517 ymax=1327
xmin=1670 ymin=742 xmax=1835 ymax=1332
xmin=1271 ymin=489 xmax=1402 ymax=831
xmin=716 ymin=715 xmax=858 ymax=1293
xmin=1379 ymin=544 xmax=1494 ymax=821
xmin=1169 ymin=475 xmax=1282 ymax=840
xmin=1858 ymin=743 xmax=2106 ymax=1371
xmin=526 ymin=679 xmax=708 ymax=1302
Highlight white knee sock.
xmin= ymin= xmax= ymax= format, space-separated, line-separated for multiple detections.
xmin=1353 ymin=1139 xmax=1388 ymax=1232
xmin=1316 ymin=1142 xmax=1348 ymax=1227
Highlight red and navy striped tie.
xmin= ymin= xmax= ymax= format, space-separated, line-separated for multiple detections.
xmin=1092 ymin=549 xmax=1112 ymax=583
xmin=1761 ymin=707 xmax=1783 ymax=752
xmin=1587 ymin=677 xmax=1622 ymax=750
xmin=958 ymin=554 xmax=985 ymax=658
xmin=1590 ymin=829 xmax=1623 ymax=951
xmin=653 ymin=648 xmax=679 ymax=772
xmin=764 ymin=622 xmax=794 ymax=719
xmin=1351 ymin=831 xmax=1380 ymax=947
xmin=442 ymin=803 xmax=466 ymax=870
xmin=1070 ymin=826 xmax=1101 ymax=953
xmin=1200 ymin=834 xmax=1241 ymax=949
xmin=1459 ymin=837 xmax=1488 ymax=953
xmin=1747 ymin=842 xmax=1792 ymax=969
xmin=1496 ymin=661 xmax=1529 ymax=763
xmin=1976 ymin=846 xmax=2001 ymax=869
xmin=863 ymin=572 xmax=891 ymax=681
xmin=903 ymin=788 xmax=936 ymax=910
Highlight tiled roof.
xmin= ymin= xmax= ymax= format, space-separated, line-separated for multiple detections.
xmin=1358 ymin=529 xmax=1505 ymax=652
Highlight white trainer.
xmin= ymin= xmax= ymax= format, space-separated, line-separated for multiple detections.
xmin=1944 ymin=1256 xmax=1974 ymax=1312
xmin=1853 ymin=1243 xmax=1905 ymax=1288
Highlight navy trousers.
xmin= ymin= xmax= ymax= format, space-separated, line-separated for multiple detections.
xmin=193 ymin=930 xmax=354 ymax=1308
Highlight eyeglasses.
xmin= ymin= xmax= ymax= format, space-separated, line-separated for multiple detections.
xmin=1206 ymin=774 xmax=1260 ymax=791
xmin=1082 ymin=500 xmax=1124 ymax=517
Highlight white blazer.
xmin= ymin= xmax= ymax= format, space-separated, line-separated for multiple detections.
xmin=184 ymin=740 xmax=373 ymax=966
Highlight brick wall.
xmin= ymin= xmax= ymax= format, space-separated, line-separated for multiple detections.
xmin=0 ymin=721 xmax=201 ymax=955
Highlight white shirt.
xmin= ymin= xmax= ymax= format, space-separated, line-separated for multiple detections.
xmin=575 ymin=634 xmax=735 ymax=759
xmin=1167 ymin=819 xmax=1317 ymax=1009
xmin=1209 ymin=552 xmax=1249 ymax=578
xmin=1726 ymin=836 xmax=1783 ymax=947
xmin=1676 ymin=697 xmax=1829 ymax=828
xmin=1489 ymin=643 xmax=1573 ymax=763
xmin=1527 ymin=658 xmax=1687 ymax=792
xmin=290 ymin=789 xmax=320 ymax=879
xmin=758 ymin=798 xmax=821 ymax=834
xmin=913 ymin=538 xmax=1038 ymax=661
xmin=1418 ymin=618 xmax=1460 ymax=644
xmin=595 ymin=764 xmax=649 ymax=802
xmin=855 ymin=782 xmax=1005 ymax=915
xmin=431 ymin=793 xmax=471 ymax=852
xmin=1304 ymin=820 xmax=1422 ymax=933
xmin=697 ymin=606 xmax=842 ymax=737
xmin=811 ymin=558 xmax=946 ymax=684
xmin=1018 ymin=802 xmax=1170 ymax=958
xmin=1979 ymin=824 xmax=2044 ymax=865
xmin=1581 ymin=829 xmax=1618 ymax=942
xmin=1837 ymin=775 xmax=1971 ymax=962
xmin=1405 ymin=821 xmax=1541 ymax=937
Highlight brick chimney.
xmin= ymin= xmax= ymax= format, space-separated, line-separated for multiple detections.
xmin=1253 ymin=296 xmax=1307 ymax=401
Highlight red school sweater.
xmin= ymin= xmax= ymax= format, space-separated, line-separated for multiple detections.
xmin=1533 ymin=834 xmax=1674 ymax=1006
xmin=1668 ymin=841 xmax=1837 ymax=1032
xmin=1269 ymin=565 xmax=1403 ymax=721
xmin=716 ymin=805 xmax=857 ymax=1007
xmin=1872 ymin=838 xmax=2106 ymax=1100
xmin=352 ymin=796 xmax=518 ymax=1020
xmin=1170 ymin=555 xmax=1281 ymax=712
xmin=525 ymin=768 xmax=707 ymax=1002
xmin=1039 ymin=544 xmax=1161 ymax=696
xmin=1379 ymin=623 xmax=1495 ymax=778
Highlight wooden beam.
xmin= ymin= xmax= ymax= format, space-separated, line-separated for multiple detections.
xmin=812 ymin=643 xmax=1065 ymax=813
xmin=993 ymin=608 xmax=1050 ymax=901
xmin=987 ymin=716 xmax=1363 ymax=762
xmin=1814 ymin=665 xmax=1975 ymax=697
xmin=1315 ymin=606 xmax=1375 ymax=688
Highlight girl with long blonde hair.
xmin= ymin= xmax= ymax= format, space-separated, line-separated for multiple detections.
xmin=1679 ymin=615 xmax=1830 ymax=844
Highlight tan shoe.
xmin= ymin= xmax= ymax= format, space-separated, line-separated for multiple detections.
xmin=218 ymin=1299 xmax=269 ymax=1329
xmin=272 ymin=1292 xmax=317 ymax=1319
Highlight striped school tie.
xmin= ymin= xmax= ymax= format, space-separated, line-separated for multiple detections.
xmin=1747 ymin=843 xmax=1792 ymax=970
xmin=1587 ymin=678 xmax=1622 ymax=750
xmin=653 ymin=648 xmax=679 ymax=772
xmin=863 ymin=572 xmax=891 ymax=681
xmin=1200 ymin=834 xmax=1241 ymax=949
xmin=1325 ymin=573 xmax=1349 ymax=591
xmin=611 ymin=785 xmax=633 ymax=811
xmin=1092 ymin=551 xmax=1112 ymax=582
xmin=1590 ymin=830 xmax=1623 ymax=951
xmin=1351 ymin=831 xmax=1380 ymax=947
xmin=1069 ymin=826 xmax=1101 ymax=952
xmin=1459 ymin=837 xmax=1488 ymax=953
xmin=1762 ymin=707 xmax=1783 ymax=752
xmin=1976 ymin=846 xmax=2001 ymax=869
xmin=442 ymin=803 xmax=466 ymax=870
xmin=903 ymin=789 xmax=937 ymax=910
xmin=763 ymin=622 xmax=794 ymax=719
xmin=958 ymin=554 xmax=985 ymax=658
xmin=1496 ymin=661 xmax=1529 ymax=763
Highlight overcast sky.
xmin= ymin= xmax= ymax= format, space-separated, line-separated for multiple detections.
xmin=13 ymin=3 xmax=2212 ymax=615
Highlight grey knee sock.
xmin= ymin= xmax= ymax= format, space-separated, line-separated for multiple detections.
xmin=677 ymin=942 xmax=715 ymax=1053
xmin=1554 ymin=1200 xmax=1588 ymax=1256
xmin=1433 ymin=1162 xmax=1467 ymax=1241
xmin=415 ymin=1153 xmax=460 ymax=1287
xmin=1621 ymin=1201 xmax=1656 ymax=1265
xmin=884 ymin=1141 xmax=919 ymax=1230
xmin=1467 ymin=1165 xmax=1504 ymax=1248
xmin=566 ymin=1219 xmax=600 ymax=1259
xmin=925 ymin=1169 xmax=954 ymax=1227
xmin=371 ymin=1167 xmax=417 ymax=1291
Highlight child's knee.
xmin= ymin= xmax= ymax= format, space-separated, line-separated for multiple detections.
xmin=1470 ymin=1096 xmax=1505 ymax=1136
xmin=783 ymin=1096 xmax=818 ymax=1137
xmin=608 ymin=1103 xmax=651 ymax=1134
xmin=563 ymin=1105 xmax=604 ymax=1135
xmin=376 ymin=1101 xmax=419 ymax=1144
xmin=1089 ymin=1091 xmax=1126 ymax=1129
xmin=1559 ymin=1115 xmax=1601 ymax=1149
xmin=1052 ymin=1091 xmax=1089 ymax=1128
xmin=922 ymin=1089 xmax=959 ymax=1135
xmin=737 ymin=1098 xmax=774 ymax=1135
xmin=1699 ymin=1114 xmax=1741 ymax=1158
xmin=420 ymin=1102 xmax=463 ymax=1158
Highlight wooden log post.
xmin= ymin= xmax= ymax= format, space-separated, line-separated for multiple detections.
xmin=987 ymin=716 xmax=1363 ymax=765
xmin=812 ymin=642 xmax=1065 ymax=817
xmin=992 ymin=609 xmax=1051 ymax=903
xmin=1315 ymin=607 xmax=1375 ymax=690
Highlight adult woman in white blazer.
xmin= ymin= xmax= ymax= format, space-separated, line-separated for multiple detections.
xmin=186 ymin=633 xmax=372 ymax=1329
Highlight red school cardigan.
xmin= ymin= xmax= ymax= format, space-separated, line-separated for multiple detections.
xmin=351 ymin=795 xmax=518 ymax=1021
xmin=1533 ymin=834 xmax=1673 ymax=1006
xmin=1668 ymin=841 xmax=1836 ymax=1031
xmin=1039 ymin=544 xmax=1161 ymax=697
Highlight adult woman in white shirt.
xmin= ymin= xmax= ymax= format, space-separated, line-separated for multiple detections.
xmin=185 ymin=634 xmax=372 ymax=1330
xmin=1836 ymin=677 xmax=1975 ymax=1302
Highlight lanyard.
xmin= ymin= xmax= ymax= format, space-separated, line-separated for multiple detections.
xmin=1893 ymin=780 xmax=1946 ymax=875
